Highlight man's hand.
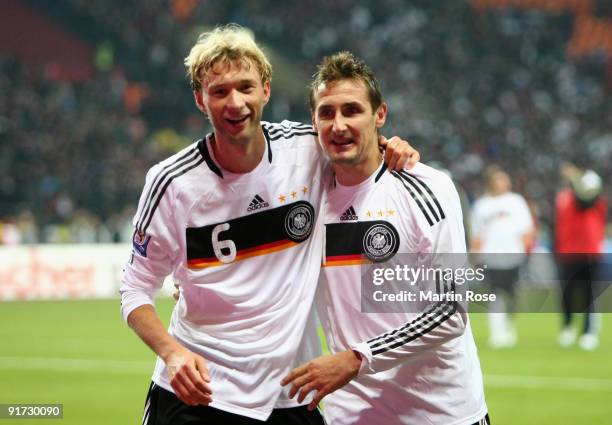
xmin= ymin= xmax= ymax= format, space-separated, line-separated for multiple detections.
xmin=379 ymin=135 xmax=420 ymax=171
xmin=164 ymin=346 xmax=213 ymax=406
xmin=126 ymin=304 xmax=212 ymax=406
xmin=280 ymin=350 xmax=361 ymax=411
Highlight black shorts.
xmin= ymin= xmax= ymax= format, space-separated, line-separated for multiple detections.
xmin=473 ymin=413 xmax=491 ymax=425
xmin=142 ymin=382 xmax=326 ymax=425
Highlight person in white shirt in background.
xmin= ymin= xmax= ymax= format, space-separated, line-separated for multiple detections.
xmin=470 ymin=165 xmax=535 ymax=349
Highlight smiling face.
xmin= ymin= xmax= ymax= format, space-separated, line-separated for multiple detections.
xmin=312 ymin=78 xmax=387 ymax=167
xmin=194 ymin=59 xmax=270 ymax=147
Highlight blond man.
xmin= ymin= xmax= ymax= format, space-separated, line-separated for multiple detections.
xmin=120 ymin=25 xmax=418 ymax=424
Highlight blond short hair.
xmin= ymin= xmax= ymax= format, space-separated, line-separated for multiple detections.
xmin=184 ymin=24 xmax=272 ymax=91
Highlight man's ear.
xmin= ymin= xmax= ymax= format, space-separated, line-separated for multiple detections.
xmin=193 ymin=90 xmax=207 ymax=115
xmin=375 ymin=102 xmax=388 ymax=128
xmin=262 ymin=80 xmax=271 ymax=105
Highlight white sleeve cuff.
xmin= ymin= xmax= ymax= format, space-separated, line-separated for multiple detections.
xmin=350 ymin=342 xmax=374 ymax=376
xmin=120 ymin=289 xmax=155 ymax=323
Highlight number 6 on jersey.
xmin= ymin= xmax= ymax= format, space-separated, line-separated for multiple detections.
xmin=212 ymin=223 xmax=236 ymax=263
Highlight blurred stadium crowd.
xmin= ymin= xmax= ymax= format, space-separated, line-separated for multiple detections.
xmin=1 ymin=0 xmax=611 ymax=244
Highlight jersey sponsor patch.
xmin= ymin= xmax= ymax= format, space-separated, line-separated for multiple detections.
xmin=247 ymin=194 xmax=269 ymax=212
xmin=132 ymin=230 xmax=151 ymax=257
xmin=186 ymin=201 xmax=315 ymax=268
xmin=340 ymin=206 xmax=358 ymax=221
xmin=324 ymin=221 xmax=400 ymax=266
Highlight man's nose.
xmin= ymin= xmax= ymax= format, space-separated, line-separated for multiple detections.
xmin=332 ymin=114 xmax=348 ymax=133
xmin=227 ymin=89 xmax=245 ymax=110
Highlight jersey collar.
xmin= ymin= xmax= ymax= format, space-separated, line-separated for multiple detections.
xmin=197 ymin=130 xmax=272 ymax=180
xmin=332 ymin=161 xmax=387 ymax=194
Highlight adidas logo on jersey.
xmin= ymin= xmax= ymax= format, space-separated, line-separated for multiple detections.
xmin=247 ymin=194 xmax=269 ymax=212
xmin=340 ymin=206 xmax=358 ymax=221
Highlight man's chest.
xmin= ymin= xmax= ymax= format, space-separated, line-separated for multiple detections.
xmin=176 ymin=168 xmax=323 ymax=269
xmin=324 ymin=191 xmax=415 ymax=265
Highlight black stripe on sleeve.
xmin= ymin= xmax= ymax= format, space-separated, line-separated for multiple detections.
xmin=268 ymin=130 xmax=318 ymax=141
xmin=369 ymin=301 xmax=456 ymax=355
xmin=141 ymin=155 xmax=205 ymax=233
xmin=390 ymin=171 xmax=434 ymax=226
xmin=397 ymin=172 xmax=440 ymax=222
xmin=262 ymin=125 xmax=273 ymax=163
xmin=400 ymin=170 xmax=445 ymax=220
xmin=367 ymin=301 xmax=442 ymax=348
xmin=265 ymin=122 xmax=313 ymax=136
xmin=136 ymin=148 xmax=200 ymax=231
xmin=368 ymin=280 xmax=458 ymax=356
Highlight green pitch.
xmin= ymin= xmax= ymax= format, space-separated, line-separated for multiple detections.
xmin=0 ymin=299 xmax=610 ymax=424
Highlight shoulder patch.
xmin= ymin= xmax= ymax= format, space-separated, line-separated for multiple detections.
xmin=133 ymin=229 xmax=152 ymax=257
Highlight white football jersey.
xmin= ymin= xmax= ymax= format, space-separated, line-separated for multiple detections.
xmin=120 ymin=121 xmax=326 ymax=421
xmin=471 ymin=192 xmax=533 ymax=268
xmin=317 ymin=162 xmax=488 ymax=425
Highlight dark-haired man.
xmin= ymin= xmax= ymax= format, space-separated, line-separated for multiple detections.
xmin=283 ymin=51 xmax=489 ymax=425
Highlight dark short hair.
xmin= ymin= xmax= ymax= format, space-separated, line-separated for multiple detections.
xmin=309 ymin=51 xmax=383 ymax=112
